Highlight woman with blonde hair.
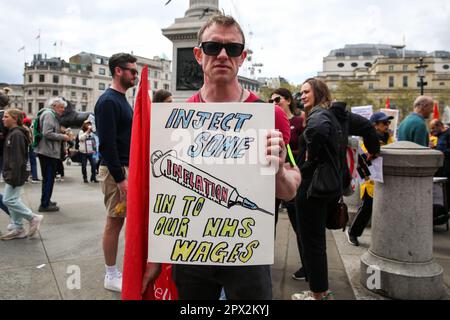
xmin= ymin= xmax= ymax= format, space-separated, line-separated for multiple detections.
xmin=0 ymin=109 xmax=43 ymax=240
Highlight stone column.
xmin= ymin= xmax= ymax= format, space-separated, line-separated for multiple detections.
xmin=360 ymin=141 xmax=445 ymax=300
xmin=162 ymin=0 xmax=220 ymax=101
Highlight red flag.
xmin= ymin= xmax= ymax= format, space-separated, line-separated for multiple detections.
xmin=433 ymin=102 xmax=440 ymax=120
xmin=385 ymin=97 xmax=390 ymax=109
xmin=122 ymin=65 xmax=178 ymax=300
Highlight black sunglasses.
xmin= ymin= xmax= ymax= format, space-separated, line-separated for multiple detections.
xmin=199 ymin=41 xmax=245 ymax=57
xmin=119 ymin=66 xmax=139 ymax=76
xmin=269 ymin=97 xmax=282 ymax=104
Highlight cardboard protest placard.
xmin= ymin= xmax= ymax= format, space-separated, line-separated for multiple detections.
xmin=380 ymin=108 xmax=399 ymax=140
xmin=351 ymin=105 xmax=373 ymax=120
xmin=148 ymin=103 xmax=275 ymax=266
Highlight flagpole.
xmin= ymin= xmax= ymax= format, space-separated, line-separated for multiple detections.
xmin=37 ymin=29 xmax=41 ymax=55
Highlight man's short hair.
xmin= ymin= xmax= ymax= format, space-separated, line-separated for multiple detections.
xmin=0 ymin=90 xmax=10 ymax=108
xmin=197 ymin=14 xmax=245 ymax=46
xmin=47 ymin=97 xmax=67 ymax=109
xmin=108 ymin=53 xmax=137 ymax=77
xmin=414 ymin=96 xmax=434 ymax=110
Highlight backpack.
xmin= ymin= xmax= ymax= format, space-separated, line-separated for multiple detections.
xmin=31 ymin=108 xmax=56 ymax=149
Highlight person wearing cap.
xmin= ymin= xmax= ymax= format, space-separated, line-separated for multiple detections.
xmin=78 ymin=120 xmax=98 ymax=183
xmin=347 ymin=112 xmax=394 ymax=247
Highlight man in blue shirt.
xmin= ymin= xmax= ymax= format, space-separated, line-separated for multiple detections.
xmin=95 ymin=53 xmax=137 ymax=293
xmin=398 ymin=96 xmax=434 ymax=147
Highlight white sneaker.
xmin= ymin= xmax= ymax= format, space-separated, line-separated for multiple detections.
xmin=104 ymin=272 xmax=122 ymax=292
xmin=1 ymin=228 xmax=27 ymax=240
xmin=28 ymin=214 xmax=43 ymax=237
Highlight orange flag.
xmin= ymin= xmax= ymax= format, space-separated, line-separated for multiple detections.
xmin=122 ymin=65 xmax=178 ymax=300
xmin=385 ymin=97 xmax=390 ymax=109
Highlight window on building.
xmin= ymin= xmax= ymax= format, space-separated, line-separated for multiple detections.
xmin=39 ymin=75 xmax=45 ymax=82
xmin=165 ymin=74 xmax=169 ymax=80
xmin=443 ymin=65 xmax=450 ymax=70
xmin=28 ymin=103 xmax=32 ymax=114
xmin=38 ymin=102 xmax=44 ymax=110
xmin=28 ymin=75 xmax=33 ymax=83
xmin=53 ymin=90 xmax=59 ymax=96
xmin=38 ymin=89 xmax=45 ymax=96
xmin=82 ymin=93 xmax=87 ymax=99
xmin=99 ymin=83 xmax=106 ymax=90
xmin=99 ymin=68 xmax=106 ymax=75
xmin=403 ymin=65 xmax=408 ymax=71
xmin=72 ymin=77 xmax=76 ymax=85
xmin=440 ymin=82 xmax=446 ymax=86
xmin=403 ymin=76 xmax=408 ymax=88
xmin=154 ymin=71 xmax=158 ymax=78
xmin=53 ymin=75 xmax=59 ymax=83
xmin=154 ymin=81 xmax=158 ymax=90
xmin=351 ymin=62 xmax=358 ymax=68
xmin=82 ymin=78 xmax=87 ymax=86
xmin=368 ymin=83 xmax=374 ymax=90
xmin=82 ymin=105 xmax=87 ymax=112
xmin=389 ymin=76 xmax=395 ymax=88
xmin=164 ymin=84 xmax=170 ymax=90
xmin=337 ymin=63 xmax=345 ymax=68
xmin=28 ymin=90 xmax=32 ymax=96
xmin=389 ymin=65 xmax=394 ymax=72
xmin=71 ymin=91 xmax=76 ymax=97
xmin=365 ymin=62 xmax=373 ymax=68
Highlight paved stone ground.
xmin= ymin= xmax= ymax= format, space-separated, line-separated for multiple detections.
xmin=332 ymin=226 xmax=450 ymax=300
xmin=0 ymin=164 xmax=355 ymax=300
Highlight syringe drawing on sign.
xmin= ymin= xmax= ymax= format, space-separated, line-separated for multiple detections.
xmin=151 ymin=150 xmax=274 ymax=216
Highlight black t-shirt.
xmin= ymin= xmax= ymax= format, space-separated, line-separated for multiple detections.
xmin=94 ymin=88 xmax=133 ymax=183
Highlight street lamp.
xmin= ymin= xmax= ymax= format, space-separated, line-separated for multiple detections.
xmin=415 ymin=57 xmax=428 ymax=95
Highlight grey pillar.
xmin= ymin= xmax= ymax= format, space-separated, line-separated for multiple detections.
xmin=360 ymin=141 xmax=445 ymax=300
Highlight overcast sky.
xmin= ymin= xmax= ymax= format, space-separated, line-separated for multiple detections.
xmin=1 ymin=0 xmax=450 ymax=85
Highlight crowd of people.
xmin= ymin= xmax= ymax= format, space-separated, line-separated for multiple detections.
xmin=0 ymin=13 xmax=448 ymax=301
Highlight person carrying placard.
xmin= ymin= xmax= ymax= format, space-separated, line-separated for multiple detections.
xmin=141 ymin=14 xmax=301 ymax=300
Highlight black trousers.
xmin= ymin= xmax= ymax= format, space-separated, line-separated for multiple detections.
xmin=349 ymin=191 xmax=373 ymax=237
xmin=56 ymin=159 xmax=64 ymax=177
xmin=275 ymin=198 xmax=307 ymax=277
xmin=173 ymin=265 xmax=272 ymax=300
xmin=81 ymin=153 xmax=96 ymax=179
xmin=296 ymin=180 xmax=338 ymax=293
xmin=38 ymin=155 xmax=57 ymax=208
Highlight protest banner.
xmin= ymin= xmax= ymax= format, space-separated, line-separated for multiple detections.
xmin=351 ymin=105 xmax=373 ymax=120
xmin=380 ymin=108 xmax=400 ymax=140
xmin=148 ymin=103 xmax=275 ymax=266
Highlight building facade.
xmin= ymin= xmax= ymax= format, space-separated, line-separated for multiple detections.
xmin=22 ymin=52 xmax=172 ymax=116
xmin=319 ymin=44 xmax=450 ymax=114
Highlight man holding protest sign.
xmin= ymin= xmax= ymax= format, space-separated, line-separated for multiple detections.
xmin=141 ymin=14 xmax=301 ymax=300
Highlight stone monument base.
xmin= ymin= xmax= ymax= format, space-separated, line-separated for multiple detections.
xmin=361 ymin=250 xmax=445 ymax=300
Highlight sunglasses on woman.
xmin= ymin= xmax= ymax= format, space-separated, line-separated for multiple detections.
xmin=269 ymin=96 xmax=282 ymax=104
xmin=199 ymin=41 xmax=245 ymax=57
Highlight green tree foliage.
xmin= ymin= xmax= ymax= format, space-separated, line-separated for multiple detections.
xmin=332 ymin=81 xmax=374 ymax=108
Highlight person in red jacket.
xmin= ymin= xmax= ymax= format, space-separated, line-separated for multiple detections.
xmin=140 ymin=14 xmax=300 ymax=300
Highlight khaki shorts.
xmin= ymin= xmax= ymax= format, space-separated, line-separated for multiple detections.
xmin=98 ymin=166 xmax=129 ymax=218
